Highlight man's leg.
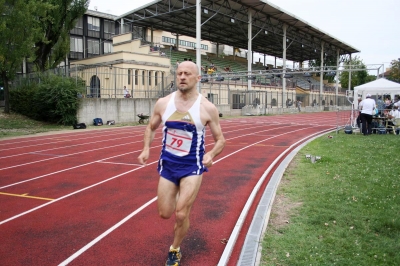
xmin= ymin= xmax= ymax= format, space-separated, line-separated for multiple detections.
xmin=157 ymin=177 xmax=179 ymax=219
xmin=157 ymin=174 xmax=203 ymax=248
xmin=171 ymin=174 xmax=202 ymax=248
xmin=366 ymin=115 xmax=373 ymax=135
xmin=361 ymin=113 xmax=367 ymax=135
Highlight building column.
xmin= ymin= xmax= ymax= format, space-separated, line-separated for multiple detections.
xmin=336 ymin=48 xmax=340 ymax=105
xmin=282 ymin=24 xmax=287 ymax=107
xmin=247 ymin=10 xmax=253 ymax=91
xmin=320 ymin=42 xmax=324 ymax=106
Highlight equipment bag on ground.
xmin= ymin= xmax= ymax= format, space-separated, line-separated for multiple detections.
xmin=344 ymin=125 xmax=353 ymax=134
xmin=73 ymin=123 xmax=86 ymax=129
xmin=106 ymin=120 xmax=115 ymax=125
xmin=93 ymin=118 xmax=103 ymax=126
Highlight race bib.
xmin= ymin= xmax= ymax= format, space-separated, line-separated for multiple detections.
xmin=165 ymin=129 xmax=193 ymax=156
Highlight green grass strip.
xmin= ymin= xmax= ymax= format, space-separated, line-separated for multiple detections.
xmin=261 ymin=132 xmax=400 ymax=265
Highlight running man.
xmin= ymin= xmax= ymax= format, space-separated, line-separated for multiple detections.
xmin=137 ymin=61 xmax=225 ymax=266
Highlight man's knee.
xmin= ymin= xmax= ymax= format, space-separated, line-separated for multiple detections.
xmin=159 ymin=209 xmax=174 ymax=219
xmin=175 ymin=208 xmax=189 ymax=224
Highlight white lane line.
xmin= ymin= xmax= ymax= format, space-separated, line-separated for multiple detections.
xmin=0 ymin=131 xmax=144 ymax=159
xmin=58 ymin=197 xmax=158 ymax=266
xmin=97 ymin=161 xmax=143 ymax=166
xmin=0 ymin=123 xmax=307 ymax=189
xmin=28 ymin=152 xmax=65 ymax=157
xmin=0 ymin=123 xmax=270 ymax=171
xmin=0 ymin=148 xmax=160 ymax=190
xmin=0 ymin=162 xmax=155 ymax=226
xmin=0 ymin=127 xmax=139 ymax=148
xmin=217 ymin=128 xmax=335 ymax=266
xmin=0 ymin=140 xmax=144 ymax=171
xmin=56 ymin=126 xmax=329 ymax=265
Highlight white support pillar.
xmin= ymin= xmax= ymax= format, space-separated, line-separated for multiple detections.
xmin=348 ymin=54 xmax=352 ymax=90
xmin=336 ymin=48 xmax=340 ymax=105
xmin=320 ymin=42 xmax=324 ymax=106
xmin=176 ymin=35 xmax=179 ymax=49
xmin=282 ymin=24 xmax=287 ymax=107
xmin=196 ymin=0 xmax=201 ymax=92
xmin=121 ymin=18 xmax=124 ymax=34
xmin=247 ymin=11 xmax=252 ymax=91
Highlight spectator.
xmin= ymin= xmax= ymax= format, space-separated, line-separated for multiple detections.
xmin=207 ymin=67 xmax=215 ymax=75
xmin=297 ymin=100 xmax=302 ymax=112
xmin=224 ymin=65 xmax=231 ymax=72
xmin=160 ymin=51 xmax=166 ymax=56
xmin=359 ymin=93 xmax=376 ymax=135
xmin=386 ymin=105 xmax=400 ymax=131
xmin=376 ymin=96 xmax=385 ymax=115
xmin=384 ymin=97 xmax=392 ymax=109
xmin=123 ymin=86 xmax=131 ymax=98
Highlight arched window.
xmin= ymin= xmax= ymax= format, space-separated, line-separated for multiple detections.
xmin=89 ymin=75 xmax=101 ymax=98
xmin=271 ymin=98 xmax=277 ymax=106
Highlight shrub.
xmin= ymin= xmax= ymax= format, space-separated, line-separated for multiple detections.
xmin=10 ymin=74 xmax=85 ymax=125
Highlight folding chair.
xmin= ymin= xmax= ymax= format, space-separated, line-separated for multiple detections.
xmin=386 ymin=118 xmax=400 ymax=135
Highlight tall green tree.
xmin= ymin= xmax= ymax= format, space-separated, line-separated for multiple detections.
xmin=0 ymin=0 xmax=50 ymax=113
xmin=33 ymin=0 xmax=88 ymax=71
xmin=339 ymin=56 xmax=368 ymax=90
xmin=387 ymin=59 xmax=400 ymax=83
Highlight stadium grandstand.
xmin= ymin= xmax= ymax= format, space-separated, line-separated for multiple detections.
xmin=13 ymin=0 xmax=385 ymax=117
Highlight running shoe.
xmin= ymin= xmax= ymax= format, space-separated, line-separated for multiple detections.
xmin=165 ymin=248 xmax=182 ymax=266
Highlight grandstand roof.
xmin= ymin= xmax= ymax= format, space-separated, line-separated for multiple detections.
xmin=116 ymin=0 xmax=360 ymax=62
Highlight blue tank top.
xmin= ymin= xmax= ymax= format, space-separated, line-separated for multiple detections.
xmin=159 ymin=92 xmax=206 ymax=167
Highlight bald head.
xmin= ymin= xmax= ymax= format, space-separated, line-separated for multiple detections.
xmin=177 ymin=61 xmax=199 ymax=75
xmin=176 ymin=61 xmax=201 ymax=92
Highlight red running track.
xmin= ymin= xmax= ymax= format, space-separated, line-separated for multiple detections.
xmin=0 ymin=111 xmax=347 ymax=265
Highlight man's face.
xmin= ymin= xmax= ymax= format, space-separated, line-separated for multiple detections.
xmin=176 ymin=62 xmax=200 ymax=92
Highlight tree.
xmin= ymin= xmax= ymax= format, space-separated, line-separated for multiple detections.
xmin=33 ymin=0 xmax=88 ymax=71
xmin=387 ymin=59 xmax=400 ymax=83
xmin=339 ymin=56 xmax=368 ymax=90
xmin=0 ymin=0 xmax=50 ymax=113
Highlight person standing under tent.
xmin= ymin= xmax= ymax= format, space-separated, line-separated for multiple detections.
xmin=359 ymin=93 xmax=376 ymax=135
xmin=137 ymin=61 xmax=226 ymax=266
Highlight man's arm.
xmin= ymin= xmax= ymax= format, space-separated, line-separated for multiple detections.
xmin=137 ymin=99 xmax=165 ymax=165
xmin=202 ymin=102 xmax=225 ymax=167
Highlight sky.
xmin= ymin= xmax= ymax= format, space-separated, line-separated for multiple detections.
xmin=88 ymin=0 xmax=400 ymax=71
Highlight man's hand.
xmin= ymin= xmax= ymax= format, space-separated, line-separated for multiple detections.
xmin=202 ymin=152 xmax=213 ymax=168
xmin=138 ymin=150 xmax=150 ymax=165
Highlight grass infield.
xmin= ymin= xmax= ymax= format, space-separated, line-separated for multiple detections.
xmin=262 ymin=132 xmax=400 ymax=265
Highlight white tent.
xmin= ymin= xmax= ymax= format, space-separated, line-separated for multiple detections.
xmin=353 ymin=78 xmax=400 ymax=108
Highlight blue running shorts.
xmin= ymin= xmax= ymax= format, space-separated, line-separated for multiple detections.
xmin=157 ymin=159 xmax=208 ymax=186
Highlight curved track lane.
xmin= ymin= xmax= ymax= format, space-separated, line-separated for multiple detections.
xmin=0 ymin=112 xmax=345 ymax=265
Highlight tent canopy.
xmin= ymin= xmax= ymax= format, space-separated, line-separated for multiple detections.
xmin=354 ymin=78 xmax=400 ymax=100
